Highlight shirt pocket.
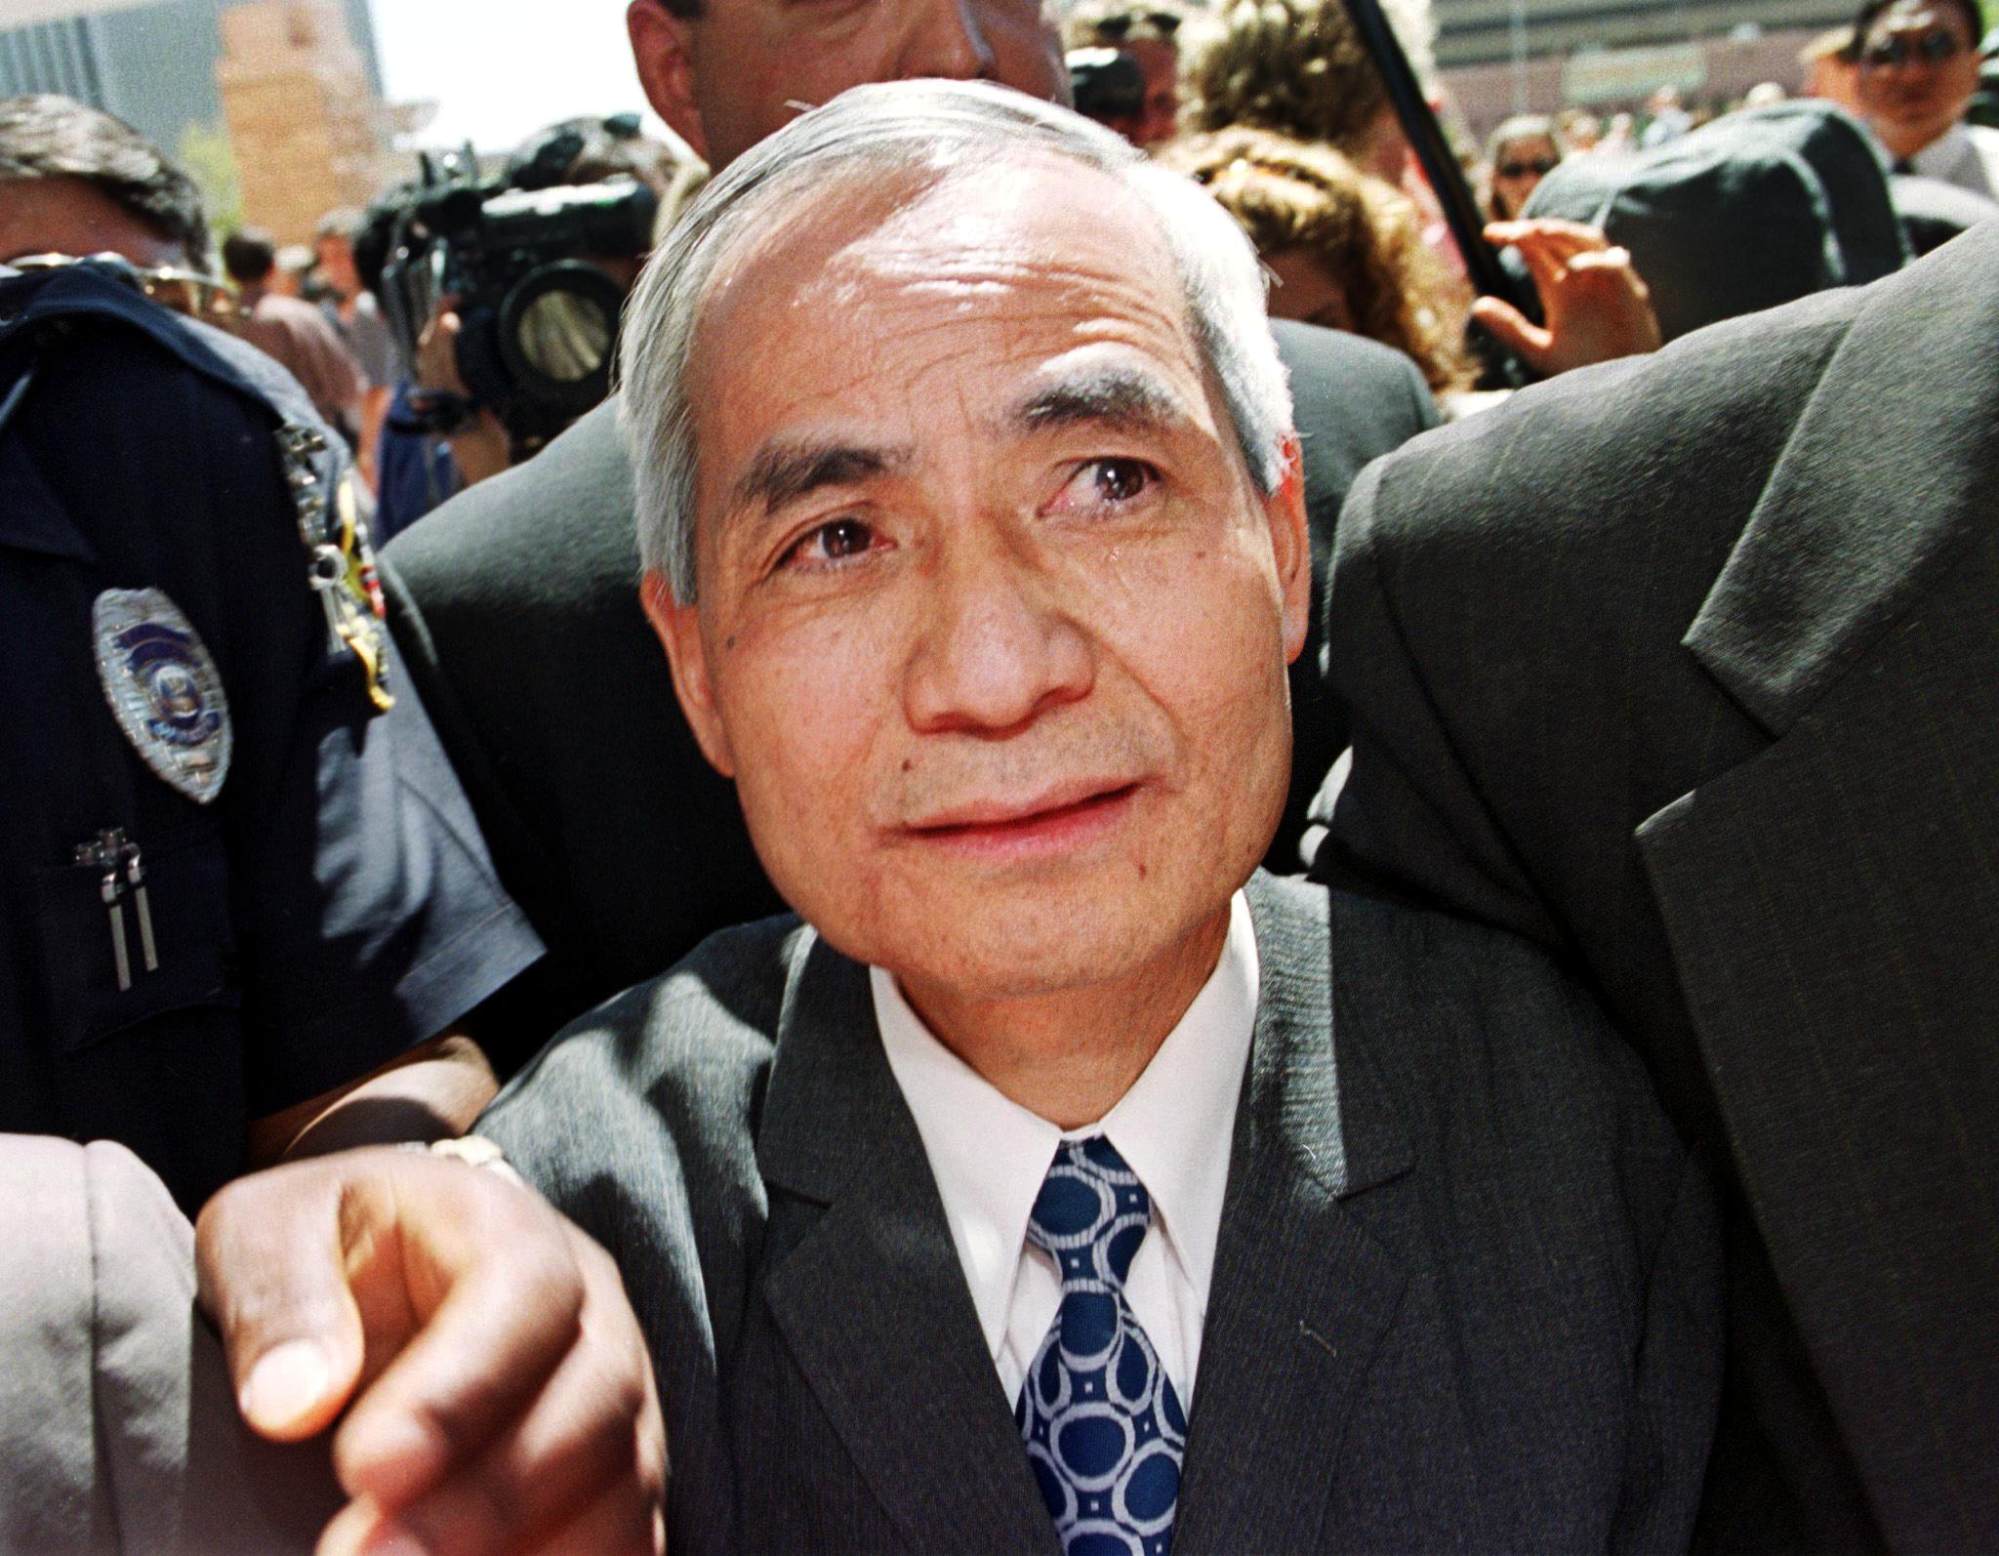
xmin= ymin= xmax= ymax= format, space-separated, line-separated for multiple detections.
xmin=31 ymin=821 xmax=240 ymax=1052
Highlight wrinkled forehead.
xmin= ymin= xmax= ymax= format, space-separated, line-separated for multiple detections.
xmin=689 ymin=155 xmax=1195 ymax=387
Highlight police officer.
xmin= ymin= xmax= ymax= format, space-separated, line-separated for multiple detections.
xmin=0 ymin=95 xmax=544 ymax=1213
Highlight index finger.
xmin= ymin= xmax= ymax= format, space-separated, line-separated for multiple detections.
xmin=328 ymin=1161 xmax=587 ymax=1512
xmin=1485 ymin=217 xmax=1611 ymax=252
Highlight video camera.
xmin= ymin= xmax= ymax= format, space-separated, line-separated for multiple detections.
xmin=361 ymin=119 xmax=659 ymax=452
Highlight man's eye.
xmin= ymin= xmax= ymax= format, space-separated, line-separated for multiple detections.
xmin=1053 ymin=457 xmax=1160 ymax=514
xmin=779 ymin=516 xmax=878 ymax=572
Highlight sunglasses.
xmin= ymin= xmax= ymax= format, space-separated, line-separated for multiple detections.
xmin=1862 ymin=29 xmax=1966 ymax=66
xmin=11 ymin=252 xmax=240 ymax=326
xmin=1497 ymin=158 xmax=1559 ymax=178
xmin=136 ymin=269 xmax=240 ymax=325
xmin=1093 ymin=9 xmax=1182 ymax=39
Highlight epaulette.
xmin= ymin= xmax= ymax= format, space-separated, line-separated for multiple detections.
xmin=0 ymin=259 xmax=394 ymax=712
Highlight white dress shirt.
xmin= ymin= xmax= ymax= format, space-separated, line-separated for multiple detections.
xmin=873 ymin=891 xmax=1259 ymax=1412
xmin=1908 ymin=120 xmax=1999 ymax=200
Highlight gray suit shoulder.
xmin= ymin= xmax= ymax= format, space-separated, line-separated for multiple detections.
xmin=384 ymin=396 xmax=634 ymax=614
xmin=1353 ymin=279 xmax=1865 ymax=562
xmin=478 ymin=912 xmax=809 ymax=1246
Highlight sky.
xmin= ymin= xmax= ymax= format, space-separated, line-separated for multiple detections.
xmin=367 ymin=0 xmax=671 ymax=155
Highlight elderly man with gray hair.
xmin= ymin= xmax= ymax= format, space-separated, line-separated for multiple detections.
xmin=200 ymin=79 xmax=1719 ymax=1556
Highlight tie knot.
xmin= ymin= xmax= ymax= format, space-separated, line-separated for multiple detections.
xmin=1027 ymin=1136 xmax=1153 ymax=1289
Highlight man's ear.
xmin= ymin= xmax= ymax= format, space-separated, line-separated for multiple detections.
xmin=641 ymin=570 xmax=736 ymax=776
xmin=1266 ymin=436 xmax=1313 ymax=667
xmin=628 ymin=0 xmax=709 ymax=160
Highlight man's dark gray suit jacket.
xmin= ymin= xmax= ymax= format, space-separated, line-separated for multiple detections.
xmin=478 ymin=874 xmax=1721 ymax=1555
xmin=1309 ymin=220 xmax=1999 ymax=1550
xmin=382 ymin=325 xmax=1438 ymax=1057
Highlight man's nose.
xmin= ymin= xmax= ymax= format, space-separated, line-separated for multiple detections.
xmin=902 ymin=543 xmax=1095 ymax=735
xmin=898 ymin=0 xmax=1001 ymax=80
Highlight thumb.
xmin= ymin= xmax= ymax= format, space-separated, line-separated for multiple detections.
xmin=195 ymin=1159 xmax=370 ymax=1442
xmin=1470 ymin=295 xmax=1552 ymax=369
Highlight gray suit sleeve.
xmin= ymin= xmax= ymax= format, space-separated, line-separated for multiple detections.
xmin=0 ymin=1137 xmax=343 ymax=1556
xmin=1308 ymin=459 xmax=1561 ymax=946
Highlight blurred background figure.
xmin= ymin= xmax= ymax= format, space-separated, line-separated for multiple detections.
xmin=313 ymin=206 xmax=393 ymax=485
xmin=1853 ymin=0 xmax=1997 ymax=197
xmin=1744 ymin=80 xmax=1790 ymax=108
xmin=1483 ymin=113 xmax=1564 ymax=218
xmin=220 ymin=226 xmax=363 ymax=435
xmin=1555 ymin=108 xmax=1603 ymax=153
xmin=1064 ymin=0 xmax=1189 ymax=147
xmin=271 ymin=242 xmax=315 ymax=300
xmin=1181 ymin=0 xmax=1435 ymax=185
xmin=1801 ymin=25 xmax=1866 ymax=112
xmin=1973 ymin=30 xmax=1999 ymax=128
xmin=1162 ymin=126 xmax=1473 ymax=396
xmin=1067 ymin=47 xmax=1151 ymax=144
xmin=1640 ymin=84 xmax=1694 ymax=145
xmin=1178 ymin=0 xmax=1474 ymax=286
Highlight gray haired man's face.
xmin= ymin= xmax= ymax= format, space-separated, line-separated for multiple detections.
xmin=641 ymin=160 xmax=1311 ymax=1024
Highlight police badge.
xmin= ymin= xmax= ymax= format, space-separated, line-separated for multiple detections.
xmin=92 ymin=588 xmax=233 ymax=804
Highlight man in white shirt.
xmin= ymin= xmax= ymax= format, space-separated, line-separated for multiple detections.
xmin=196 ymin=80 xmax=1719 ymax=1556
xmin=1855 ymin=0 xmax=1999 ymax=196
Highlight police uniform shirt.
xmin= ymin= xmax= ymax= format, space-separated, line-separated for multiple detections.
xmin=0 ymin=266 xmax=545 ymax=1211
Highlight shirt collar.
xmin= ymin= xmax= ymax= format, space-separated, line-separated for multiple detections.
xmin=873 ymin=891 xmax=1259 ymax=1360
xmin=1912 ymin=120 xmax=1972 ymax=178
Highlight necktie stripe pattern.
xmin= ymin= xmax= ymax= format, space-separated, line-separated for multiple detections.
xmin=1016 ymin=1136 xmax=1187 ymax=1556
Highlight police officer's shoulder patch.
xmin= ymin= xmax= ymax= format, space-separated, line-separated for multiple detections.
xmin=277 ymin=422 xmax=395 ymax=713
xmin=92 ymin=588 xmax=233 ymax=804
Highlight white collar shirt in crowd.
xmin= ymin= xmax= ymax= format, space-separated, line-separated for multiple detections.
xmin=1909 ymin=120 xmax=1999 ymax=200
xmin=873 ymin=890 xmax=1260 ymax=1412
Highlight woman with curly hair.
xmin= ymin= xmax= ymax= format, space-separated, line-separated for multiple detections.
xmin=1159 ymin=126 xmax=1476 ymax=397
xmin=1178 ymin=0 xmax=1438 ymax=181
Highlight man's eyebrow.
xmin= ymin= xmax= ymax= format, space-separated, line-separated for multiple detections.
xmin=728 ymin=439 xmax=912 ymax=518
xmin=1005 ymin=367 xmax=1193 ymax=438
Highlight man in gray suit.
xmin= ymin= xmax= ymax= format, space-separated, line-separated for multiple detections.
xmin=195 ymin=80 xmax=1715 ymax=1556
xmin=449 ymin=81 xmax=1716 ymax=1555
xmin=1308 ymin=218 xmax=1999 ymax=1550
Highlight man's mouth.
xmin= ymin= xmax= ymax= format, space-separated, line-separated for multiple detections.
xmin=903 ymin=781 xmax=1143 ymax=856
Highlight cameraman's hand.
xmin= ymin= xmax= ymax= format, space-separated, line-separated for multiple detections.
xmin=411 ymin=293 xmax=512 ymax=486
xmin=1473 ymin=218 xmax=1663 ymax=377
xmin=196 ymin=1147 xmax=666 ymax=1556
xmin=415 ymin=296 xmax=472 ymax=399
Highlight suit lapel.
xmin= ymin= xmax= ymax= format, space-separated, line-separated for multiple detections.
xmin=1682 ymin=219 xmax=1999 ymax=736
xmin=1174 ymin=876 xmax=1413 ymax=1555
xmin=754 ymin=934 xmax=1060 ymax=1554
xmin=1640 ymin=222 xmax=1999 ymax=1550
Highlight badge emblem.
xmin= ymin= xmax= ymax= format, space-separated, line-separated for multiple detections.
xmin=278 ymin=423 xmax=394 ymax=713
xmin=92 ymin=588 xmax=232 ymax=804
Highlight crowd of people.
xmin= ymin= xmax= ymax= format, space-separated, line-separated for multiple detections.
xmin=1 ymin=0 xmax=1996 ymax=1551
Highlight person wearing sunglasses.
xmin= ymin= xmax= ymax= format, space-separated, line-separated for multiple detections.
xmin=1064 ymin=0 xmax=1189 ymax=147
xmin=1483 ymin=114 xmax=1563 ymax=220
xmin=1855 ymin=0 xmax=1999 ymax=197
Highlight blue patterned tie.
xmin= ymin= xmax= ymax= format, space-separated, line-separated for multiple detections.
xmin=1016 ymin=1136 xmax=1187 ymax=1556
